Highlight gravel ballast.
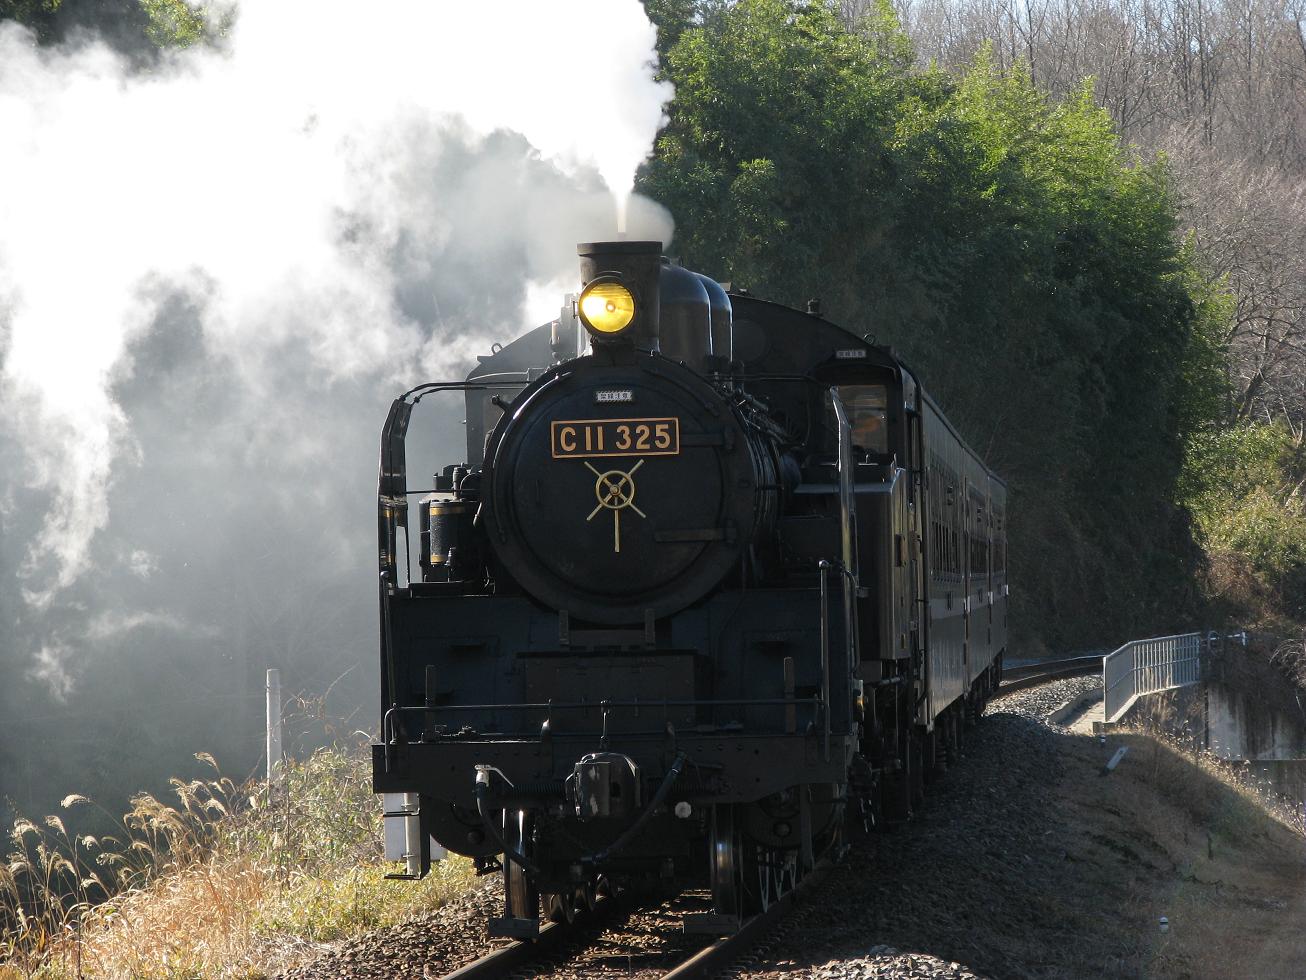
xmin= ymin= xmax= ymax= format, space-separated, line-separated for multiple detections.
xmin=278 ymin=880 xmax=510 ymax=980
xmin=725 ymin=679 xmax=1105 ymax=980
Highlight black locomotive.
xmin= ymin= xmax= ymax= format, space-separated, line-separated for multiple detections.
xmin=373 ymin=241 xmax=1007 ymax=935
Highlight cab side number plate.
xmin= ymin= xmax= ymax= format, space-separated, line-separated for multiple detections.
xmin=551 ymin=417 xmax=680 ymax=458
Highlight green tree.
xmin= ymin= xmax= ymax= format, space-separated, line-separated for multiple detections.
xmin=1182 ymin=421 xmax=1306 ymax=612
xmin=642 ymin=0 xmax=700 ymax=63
xmin=0 ymin=0 xmax=214 ymax=50
xmin=641 ymin=1 xmax=1221 ymax=649
xmin=0 ymin=0 xmax=62 ymax=40
xmin=139 ymin=0 xmax=205 ymax=47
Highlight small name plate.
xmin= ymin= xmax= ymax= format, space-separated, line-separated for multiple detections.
xmin=551 ymin=417 xmax=680 ymax=458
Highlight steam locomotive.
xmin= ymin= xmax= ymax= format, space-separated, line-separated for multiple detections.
xmin=373 ymin=241 xmax=1007 ymax=935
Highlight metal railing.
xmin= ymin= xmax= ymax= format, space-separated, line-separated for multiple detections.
xmin=1102 ymin=630 xmax=1246 ymax=724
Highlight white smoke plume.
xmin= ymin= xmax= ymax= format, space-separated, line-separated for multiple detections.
xmin=0 ymin=0 xmax=674 ymax=638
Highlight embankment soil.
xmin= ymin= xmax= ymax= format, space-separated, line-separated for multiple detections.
xmin=734 ymin=678 xmax=1306 ymax=979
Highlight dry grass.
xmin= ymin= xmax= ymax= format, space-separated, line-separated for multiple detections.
xmin=1142 ymin=730 xmax=1306 ymax=977
xmin=1057 ymin=726 xmax=1306 ymax=978
xmin=0 ymin=737 xmax=476 ymax=979
xmin=53 ymin=851 xmax=473 ymax=979
xmin=1126 ymin=689 xmax=1306 ymax=835
xmin=1267 ymin=635 xmax=1306 ymax=693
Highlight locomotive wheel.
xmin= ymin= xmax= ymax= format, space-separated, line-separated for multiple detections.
xmin=502 ymin=810 xmax=539 ymax=922
xmin=544 ymin=891 xmax=577 ymax=924
xmin=751 ymin=843 xmax=798 ymax=912
xmin=851 ymin=765 xmax=882 ymax=836
xmin=547 ymin=875 xmax=604 ymax=923
xmin=861 ymin=776 xmax=882 ymax=834
xmin=709 ymin=804 xmax=743 ymax=919
xmin=579 ymin=879 xmax=600 ymax=913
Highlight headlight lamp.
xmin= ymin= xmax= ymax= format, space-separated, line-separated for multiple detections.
xmin=578 ymin=279 xmax=636 ymax=335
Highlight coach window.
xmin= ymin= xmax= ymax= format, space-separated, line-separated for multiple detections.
xmin=835 ymin=385 xmax=889 ymax=455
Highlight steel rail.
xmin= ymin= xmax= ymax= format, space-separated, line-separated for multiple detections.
xmin=437 ymin=892 xmax=617 ymax=980
xmin=661 ymin=857 xmax=836 ymax=980
xmin=433 ymin=857 xmax=836 ymax=980
xmin=997 ymin=655 xmax=1102 ymax=694
xmin=440 ymin=928 xmax=559 ymax=979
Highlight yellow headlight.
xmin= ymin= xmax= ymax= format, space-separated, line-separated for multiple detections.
xmin=578 ymin=280 xmax=636 ymax=334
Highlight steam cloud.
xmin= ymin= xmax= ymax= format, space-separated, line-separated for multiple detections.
xmin=0 ymin=1 xmax=673 ymax=813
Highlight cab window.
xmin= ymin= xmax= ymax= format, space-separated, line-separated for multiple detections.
xmin=835 ymin=384 xmax=889 ymax=455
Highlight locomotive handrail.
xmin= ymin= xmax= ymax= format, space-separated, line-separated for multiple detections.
xmin=815 ymin=558 xmax=863 ymax=764
xmin=393 ymin=374 xmax=533 ymax=406
xmin=377 ymin=376 xmax=539 ymax=713
xmin=830 ymin=394 xmax=860 ymax=673
xmin=813 ymin=391 xmax=860 ymax=766
xmin=819 ymin=561 xmax=831 ymax=763
xmin=378 ymin=377 xmax=536 ymax=503
xmin=389 ymin=697 xmax=821 ymax=714
xmin=382 ymin=697 xmax=824 ymax=751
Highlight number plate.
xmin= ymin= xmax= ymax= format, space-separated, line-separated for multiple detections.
xmin=551 ymin=417 xmax=681 ymax=458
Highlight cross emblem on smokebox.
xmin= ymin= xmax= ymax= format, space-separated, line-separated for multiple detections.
xmin=584 ymin=459 xmax=645 ymax=553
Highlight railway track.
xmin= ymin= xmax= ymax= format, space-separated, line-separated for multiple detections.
xmin=997 ymin=654 xmax=1101 ymax=693
xmin=284 ymin=668 xmax=1112 ymax=980
xmin=409 ymin=664 xmax=1092 ymax=980
xmin=439 ymin=859 xmax=835 ymax=980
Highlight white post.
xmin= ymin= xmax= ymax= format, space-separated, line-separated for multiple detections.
xmin=266 ymin=668 xmax=283 ymax=796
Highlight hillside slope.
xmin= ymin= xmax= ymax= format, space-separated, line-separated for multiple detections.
xmin=732 ymin=679 xmax=1306 ymax=979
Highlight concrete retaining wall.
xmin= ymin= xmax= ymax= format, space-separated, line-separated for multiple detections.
xmin=1207 ymin=683 xmax=1306 ymax=761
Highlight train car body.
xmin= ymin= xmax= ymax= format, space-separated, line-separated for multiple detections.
xmin=373 ymin=242 xmax=1006 ymax=934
